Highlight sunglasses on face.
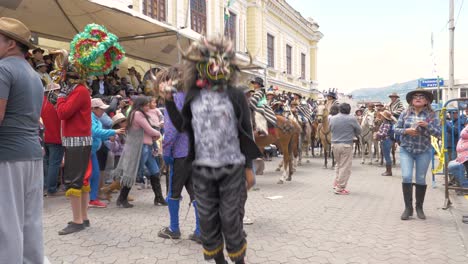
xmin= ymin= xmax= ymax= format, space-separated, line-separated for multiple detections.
xmin=412 ymin=94 xmax=427 ymax=99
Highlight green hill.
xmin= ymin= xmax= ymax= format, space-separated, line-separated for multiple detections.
xmin=351 ymin=80 xmax=419 ymax=102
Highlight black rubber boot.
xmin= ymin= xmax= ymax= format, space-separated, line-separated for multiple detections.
xmin=116 ymin=186 xmax=134 ymax=208
xmin=401 ymin=183 xmax=413 ymax=220
xmin=214 ymin=253 xmax=228 ymax=264
xmin=150 ymin=175 xmax=168 ymax=206
xmin=381 ymin=165 xmax=392 ymax=176
xmin=415 ymin=184 xmax=427 ymax=220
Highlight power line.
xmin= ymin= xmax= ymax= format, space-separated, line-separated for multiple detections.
xmin=455 ymin=0 xmax=464 ymax=27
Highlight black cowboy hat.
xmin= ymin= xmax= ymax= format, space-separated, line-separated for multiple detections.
xmin=405 ymin=88 xmax=434 ymax=104
xmin=250 ymin=77 xmax=264 ymax=87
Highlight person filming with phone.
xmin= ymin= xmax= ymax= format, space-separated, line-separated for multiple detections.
xmin=395 ymin=89 xmax=441 ymax=221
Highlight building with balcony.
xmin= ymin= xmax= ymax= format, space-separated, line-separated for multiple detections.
xmin=129 ymin=0 xmax=323 ymax=96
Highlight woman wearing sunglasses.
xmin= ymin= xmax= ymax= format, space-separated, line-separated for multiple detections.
xmin=395 ymin=89 xmax=441 ymax=221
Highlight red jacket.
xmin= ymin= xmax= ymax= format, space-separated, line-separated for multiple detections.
xmin=41 ymin=95 xmax=62 ymax=144
xmin=56 ymin=84 xmax=91 ymax=138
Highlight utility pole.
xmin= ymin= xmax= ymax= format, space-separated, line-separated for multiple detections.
xmin=449 ymin=0 xmax=455 ymax=100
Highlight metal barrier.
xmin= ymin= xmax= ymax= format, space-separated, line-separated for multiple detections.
xmin=440 ymin=98 xmax=468 ymax=209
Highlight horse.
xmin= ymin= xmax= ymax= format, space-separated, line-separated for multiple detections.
xmin=353 ymin=136 xmax=361 ymax=157
xmin=310 ymin=119 xmax=320 ymax=157
xmin=298 ymin=119 xmax=312 ymax=166
xmin=254 ymin=114 xmax=300 ymax=184
xmin=316 ymin=104 xmax=333 ymax=168
xmin=360 ymin=112 xmax=374 ymax=164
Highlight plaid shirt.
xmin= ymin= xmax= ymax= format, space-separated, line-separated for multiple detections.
xmin=395 ymin=108 xmax=441 ymax=154
xmin=376 ymin=120 xmax=392 ymax=140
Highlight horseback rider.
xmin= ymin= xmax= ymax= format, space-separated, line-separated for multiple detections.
xmin=386 ymin=92 xmax=405 ymax=119
xmin=266 ymin=90 xmax=275 ymax=105
xmin=249 ymin=77 xmax=277 ymax=135
xmin=325 ymin=88 xmax=339 ymax=112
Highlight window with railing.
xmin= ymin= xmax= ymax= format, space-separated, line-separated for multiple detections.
xmin=224 ymin=13 xmax=237 ymax=50
xmin=191 ymin=0 xmax=207 ymax=34
xmin=301 ymin=53 xmax=306 ymax=79
xmin=142 ymin=0 xmax=166 ymax=21
xmin=267 ymin=34 xmax=274 ymax=68
xmin=286 ymin=44 xmax=292 ymax=75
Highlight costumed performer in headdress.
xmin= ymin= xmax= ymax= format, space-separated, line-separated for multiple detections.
xmin=164 ymin=37 xmax=262 ymax=264
xmin=55 ymin=24 xmax=125 ymax=235
xmin=156 ymin=65 xmax=202 ymax=243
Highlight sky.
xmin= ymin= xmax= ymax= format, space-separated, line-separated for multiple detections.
xmin=287 ymin=0 xmax=468 ymax=93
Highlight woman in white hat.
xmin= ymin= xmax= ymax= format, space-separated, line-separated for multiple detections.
xmin=376 ymin=110 xmax=397 ymax=176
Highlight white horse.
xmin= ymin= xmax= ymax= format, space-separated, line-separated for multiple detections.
xmin=360 ymin=113 xmax=374 ymax=165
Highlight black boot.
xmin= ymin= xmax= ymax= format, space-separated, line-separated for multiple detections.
xmin=116 ymin=186 xmax=134 ymax=208
xmin=401 ymin=183 xmax=413 ymax=220
xmin=381 ymin=165 xmax=392 ymax=176
xmin=415 ymin=184 xmax=427 ymax=220
xmin=150 ymin=175 xmax=168 ymax=206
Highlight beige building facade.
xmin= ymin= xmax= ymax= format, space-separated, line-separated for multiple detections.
xmin=128 ymin=0 xmax=322 ymax=95
xmin=36 ymin=0 xmax=322 ymax=95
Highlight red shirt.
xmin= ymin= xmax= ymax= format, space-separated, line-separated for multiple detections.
xmin=56 ymin=84 xmax=91 ymax=138
xmin=41 ymin=95 xmax=62 ymax=144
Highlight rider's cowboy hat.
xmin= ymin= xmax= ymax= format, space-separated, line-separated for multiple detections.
xmin=388 ymin=92 xmax=400 ymax=98
xmin=0 ymin=17 xmax=35 ymax=49
xmin=293 ymin=93 xmax=303 ymax=99
xmin=375 ymin=102 xmax=384 ymax=107
xmin=266 ymin=91 xmax=275 ymax=96
xmin=355 ymin=109 xmax=363 ymax=115
xmin=250 ymin=77 xmax=264 ymax=87
xmin=381 ymin=110 xmax=398 ymax=122
xmin=290 ymin=100 xmax=300 ymax=106
xmin=405 ymin=88 xmax=434 ymax=104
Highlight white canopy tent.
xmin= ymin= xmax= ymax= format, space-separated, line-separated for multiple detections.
xmin=0 ymin=0 xmax=197 ymax=66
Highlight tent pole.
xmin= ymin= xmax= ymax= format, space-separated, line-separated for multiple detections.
xmin=55 ymin=0 xmax=79 ymax=33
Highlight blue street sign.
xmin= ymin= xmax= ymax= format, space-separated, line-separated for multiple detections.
xmin=418 ymin=78 xmax=444 ymax=88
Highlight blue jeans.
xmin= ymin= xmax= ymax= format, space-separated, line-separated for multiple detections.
xmin=400 ymin=147 xmax=432 ymax=185
xmin=90 ymin=152 xmax=101 ymax=201
xmin=382 ymin=139 xmax=393 ymax=166
xmin=138 ymin=145 xmax=160 ymax=182
xmin=43 ymin=143 xmax=64 ymax=193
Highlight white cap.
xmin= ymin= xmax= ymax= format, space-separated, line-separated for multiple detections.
xmin=91 ymin=98 xmax=109 ymax=110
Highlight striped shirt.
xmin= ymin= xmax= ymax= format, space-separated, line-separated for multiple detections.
xmin=249 ymin=89 xmax=277 ymax=126
xmin=387 ymin=99 xmax=405 ymax=117
xmin=62 ymin=136 xmax=92 ymax=147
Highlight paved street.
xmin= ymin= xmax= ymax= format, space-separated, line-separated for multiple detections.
xmin=44 ymin=155 xmax=468 ymax=264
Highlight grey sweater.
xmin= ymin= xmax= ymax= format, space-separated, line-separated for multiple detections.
xmin=329 ymin=113 xmax=362 ymax=145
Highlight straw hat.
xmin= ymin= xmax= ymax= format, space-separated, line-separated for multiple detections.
xmin=388 ymin=92 xmax=400 ymax=98
xmin=45 ymin=83 xmax=61 ymax=92
xmin=0 ymin=17 xmax=35 ymax=49
xmin=381 ymin=110 xmax=397 ymax=122
xmin=112 ymin=113 xmax=127 ymax=128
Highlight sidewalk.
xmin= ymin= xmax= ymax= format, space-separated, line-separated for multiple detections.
xmin=43 ymin=156 xmax=468 ymax=263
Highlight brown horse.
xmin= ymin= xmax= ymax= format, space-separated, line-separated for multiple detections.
xmin=316 ymin=104 xmax=333 ymax=168
xmin=255 ymin=115 xmax=300 ymax=184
